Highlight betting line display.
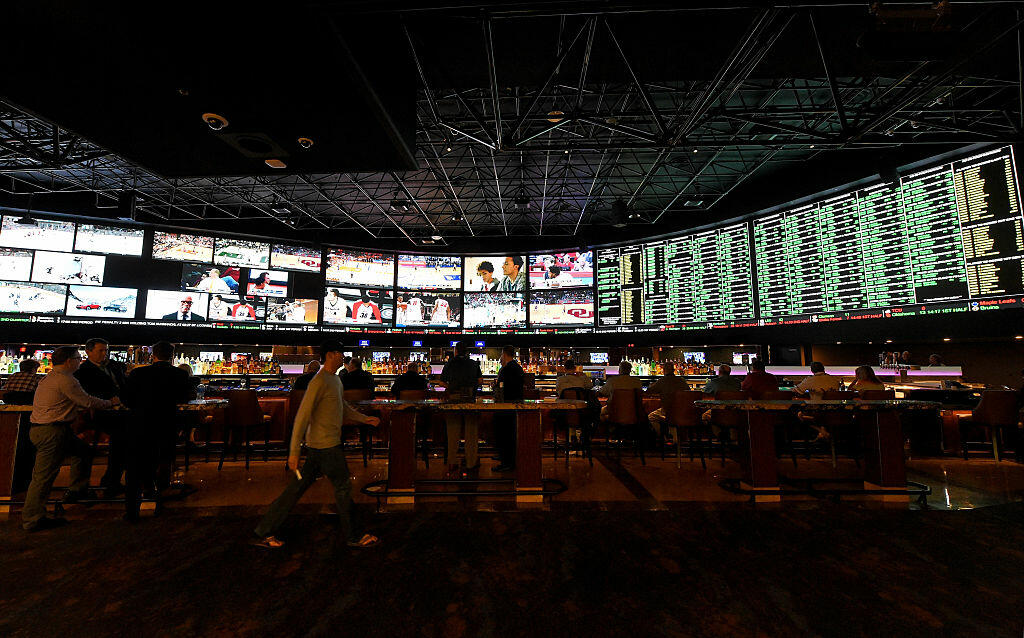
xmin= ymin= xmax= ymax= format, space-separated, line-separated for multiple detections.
xmin=753 ymin=145 xmax=1024 ymax=324
xmin=596 ymin=222 xmax=755 ymax=331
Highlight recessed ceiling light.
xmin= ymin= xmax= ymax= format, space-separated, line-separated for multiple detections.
xmin=942 ymin=338 xmax=951 ymax=342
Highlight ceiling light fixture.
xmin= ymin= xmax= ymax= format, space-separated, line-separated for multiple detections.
xmin=265 ymin=158 xmax=287 ymax=169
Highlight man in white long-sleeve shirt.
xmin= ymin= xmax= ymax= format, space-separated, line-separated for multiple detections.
xmin=252 ymin=340 xmax=381 ymax=549
xmin=23 ymin=346 xmax=119 ymax=531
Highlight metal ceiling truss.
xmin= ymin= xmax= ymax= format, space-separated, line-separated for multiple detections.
xmin=2 ymin=5 xmax=1023 ymax=244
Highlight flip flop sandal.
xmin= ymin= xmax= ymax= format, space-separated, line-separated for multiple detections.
xmin=250 ymin=535 xmax=285 ymax=549
xmin=347 ymin=534 xmax=380 ymax=549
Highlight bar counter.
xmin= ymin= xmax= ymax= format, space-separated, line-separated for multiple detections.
xmin=696 ymin=399 xmax=941 ymax=501
xmin=358 ymin=398 xmax=588 ymax=503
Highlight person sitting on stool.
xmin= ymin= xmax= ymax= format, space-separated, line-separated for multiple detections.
xmin=74 ymin=337 xmax=128 ymax=498
xmin=493 ymin=346 xmax=524 ymax=473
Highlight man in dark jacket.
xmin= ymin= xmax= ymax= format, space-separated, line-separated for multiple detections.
xmin=122 ymin=340 xmax=196 ymax=520
xmin=74 ymin=337 xmax=128 ymax=496
xmin=339 ymin=356 xmax=375 ymax=391
xmin=391 ymin=362 xmax=429 ymax=397
xmin=493 ymin=346 xmax=525 ymax=472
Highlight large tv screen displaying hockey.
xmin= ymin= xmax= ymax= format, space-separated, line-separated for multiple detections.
xmin=397 ymin=254 xmax=461 ymax=290
xmin=0 ymin=217 xmax=75 ymax=252
xmin=0 ymin=281 xmax=67 ymax=314
xmin=74 ymin=224 xmax=145 ymax=256
xmin=31 ymin=251 xmax=105 ymax=286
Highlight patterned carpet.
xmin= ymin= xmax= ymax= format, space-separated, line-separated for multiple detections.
xmin=1 ymin=502 xmax=1022 ymax=637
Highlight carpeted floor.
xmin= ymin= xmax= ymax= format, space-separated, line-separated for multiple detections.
xmin=1 ymin=502 xmax=1022 ymax=637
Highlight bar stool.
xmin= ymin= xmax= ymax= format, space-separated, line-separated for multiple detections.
xmin=820 ymin=390 xmax=860 ymax=468
xmin=397 ymin=390 xmax=432 ymax=467
xmin=552 ymin=387 xmax=594 ymax=466
xmin=761 ymin=390 xmax=804 ymax=467
xmin=708 ymin=390 xmax=748 ymax=466
xmin=343 ymin=388 xmax=376 ymax=467
xmin=661 ymin=390 xmax=704 ymax=468
xmin=958 ymin=390 xmax=1020 ymax=461
xmin=218 ymin=390 xmax=272 ymax=470
xmin=605 ymin=389 xmax=647 ymax=465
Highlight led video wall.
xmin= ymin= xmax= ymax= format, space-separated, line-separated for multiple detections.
xmin=1 ymin=145 xmax=1022 ymax=335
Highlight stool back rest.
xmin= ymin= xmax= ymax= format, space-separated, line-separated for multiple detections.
xmin=710 ymin=390 xmax=748 ymax=427
xmin=523 ymin=388 xmax=541 ymax=400
xmin=286 ymin=389 xmax=305 ymax=427
xmin=822 ymin=391 xmax=858 ymax=400
xmin=973 ymin=390 xmax=1020 ymax=426
xmin=398 ymin=390 xmax=427 ymax=401
xmin=343 ymin=388 xmax=374 ymax=404
xmin=559 ymin=387 xmax=589 ymax=401
xmin=665 ymin=390 xmax=704 ymax=427
xmin=224 ymin=390 xmax=264 ymax=427
xmin=858 ymin=390 xmax=895 ymax=400
xmin=761 ymin=390 xmax=795 ymax=401
xmin=609 ymin=389 xmax=642 ymax=425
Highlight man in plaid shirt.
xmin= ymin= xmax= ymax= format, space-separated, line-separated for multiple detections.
xmin=1 ymin=359 xmax=41 ymax=403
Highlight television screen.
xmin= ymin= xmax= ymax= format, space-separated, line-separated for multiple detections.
xmin=181 ymin=264 xmax=240 ymax=294
xmin=66 ymin=285 xmax=138 ymax=318
xmin=463 ymin=292 xmax=526 ymax=328
xmin=323 ymin=287 xmax=394 ymax=325
xmin=265 ymin=298 xmax=319 ymax=324
xmin=0 ymin=281 xmax=66 ymax=314
xmin=245 ymin=269 xmax=288 ymax=297
xmin=199 ymin=351 xmax=221 ymax=361
xmin=682 ymin=352 xmax=706 ymax=364
xmin=31 ymin=251 xmax=105 ymax=286
xmin=529 ymin=252 xmax=593 ymax=289
xmin=326 ymin=249 xmax=395 ymax=287
xmin=74 ymin=224 xmax=145 ymax=256
xmin=271 ymin=243 xmax=321 ymax=272
xmin=152 ymin=232 xmax=214 ymax=263
xmin=0 ymin=248 xmax=33 ymax=281
xmin=394 ymin=291 xmax=461 ymax=327
xmin=145 ymin=290 xmax=210 ymax=321
xmin=463 ymin=255 xmax=527 ymax=292
xmin=529 ymin=288 xmax=594 ymax=326
xmin=0 ymin=217 xmax=75 ymax=252
xmin=732 ymin=352 xmax=757 ymax=365
xmin=207 ymin=294 xmax=265 ymax=322
xmin=371 ymin=351 xmax=390 ymax=362
xmin=397 ymin=254 xmax=461 ymax=290
xmin=214 ymin=238 xmax=270 ymax=268
xmin=590 ymin=352 xmax=609 ymax=364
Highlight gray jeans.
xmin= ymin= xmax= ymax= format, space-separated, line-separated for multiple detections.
xmin=22 ymin=424 xmax=93 ymax=528
xmin=254 ymin=445 xmax=360 ymax=542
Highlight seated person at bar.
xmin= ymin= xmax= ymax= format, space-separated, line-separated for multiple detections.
xmin=438 ymin=342 xmax=483 ymax=475
xmin=740 ymin=360 xmax=778 ymax=399
xmin=75 ymin=337 xmax=129 ymax=498
xmin=252 ymin=340 xmax=380 ymax=550
xmin=22 ymin=346 xmax=119 ymax=532
xmin=122 ymin=340 xmax=196 ymax=521
xmin=850 ymin=365 xmax=886 ymax=392
xmin=900 ymin=351 xmax=912 ymax=365
xmin=702 ymin=364 xmax=741 ymax=394
xmin=646 ymin=362 xmax=691 ymax=443
xmin=339 ymin=356 xmax=375 ymax=391
xmin=598 ymin=360 xmax=644 ymax=421
xmin=493 ymin=346 xmax=525 ymax=472
xmin=793 ymin=362 xmax=840 ymax=399
xmin=927 ymin=353 xmax=945 ymax=367
xmin=293 ymin=360 xmax=321 ymax=391
xmin=1 ymin=358 xmax=41 ymax=404
xmin=391 ymin=361 xmax=429 ymax=396
xmin=555 ymin=360 xmax=593 ymax=396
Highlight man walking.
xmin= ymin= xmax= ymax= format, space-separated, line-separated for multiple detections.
xmin=23 ymin=346 xmax=118 ymax=531
xmin=252 ymin=340 xmax=380 ymax=549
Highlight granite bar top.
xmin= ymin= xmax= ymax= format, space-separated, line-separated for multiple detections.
xmin=0 ymin=399 xmax=228 ymax=413
xmin=694 ymin=399 xmax=942 ymax=411
xmin=355 ymin=399 xmax=588 ymax=411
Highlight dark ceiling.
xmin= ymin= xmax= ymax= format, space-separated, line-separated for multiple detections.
xmin=1 ymin=0 xmax=1022 ymax=252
